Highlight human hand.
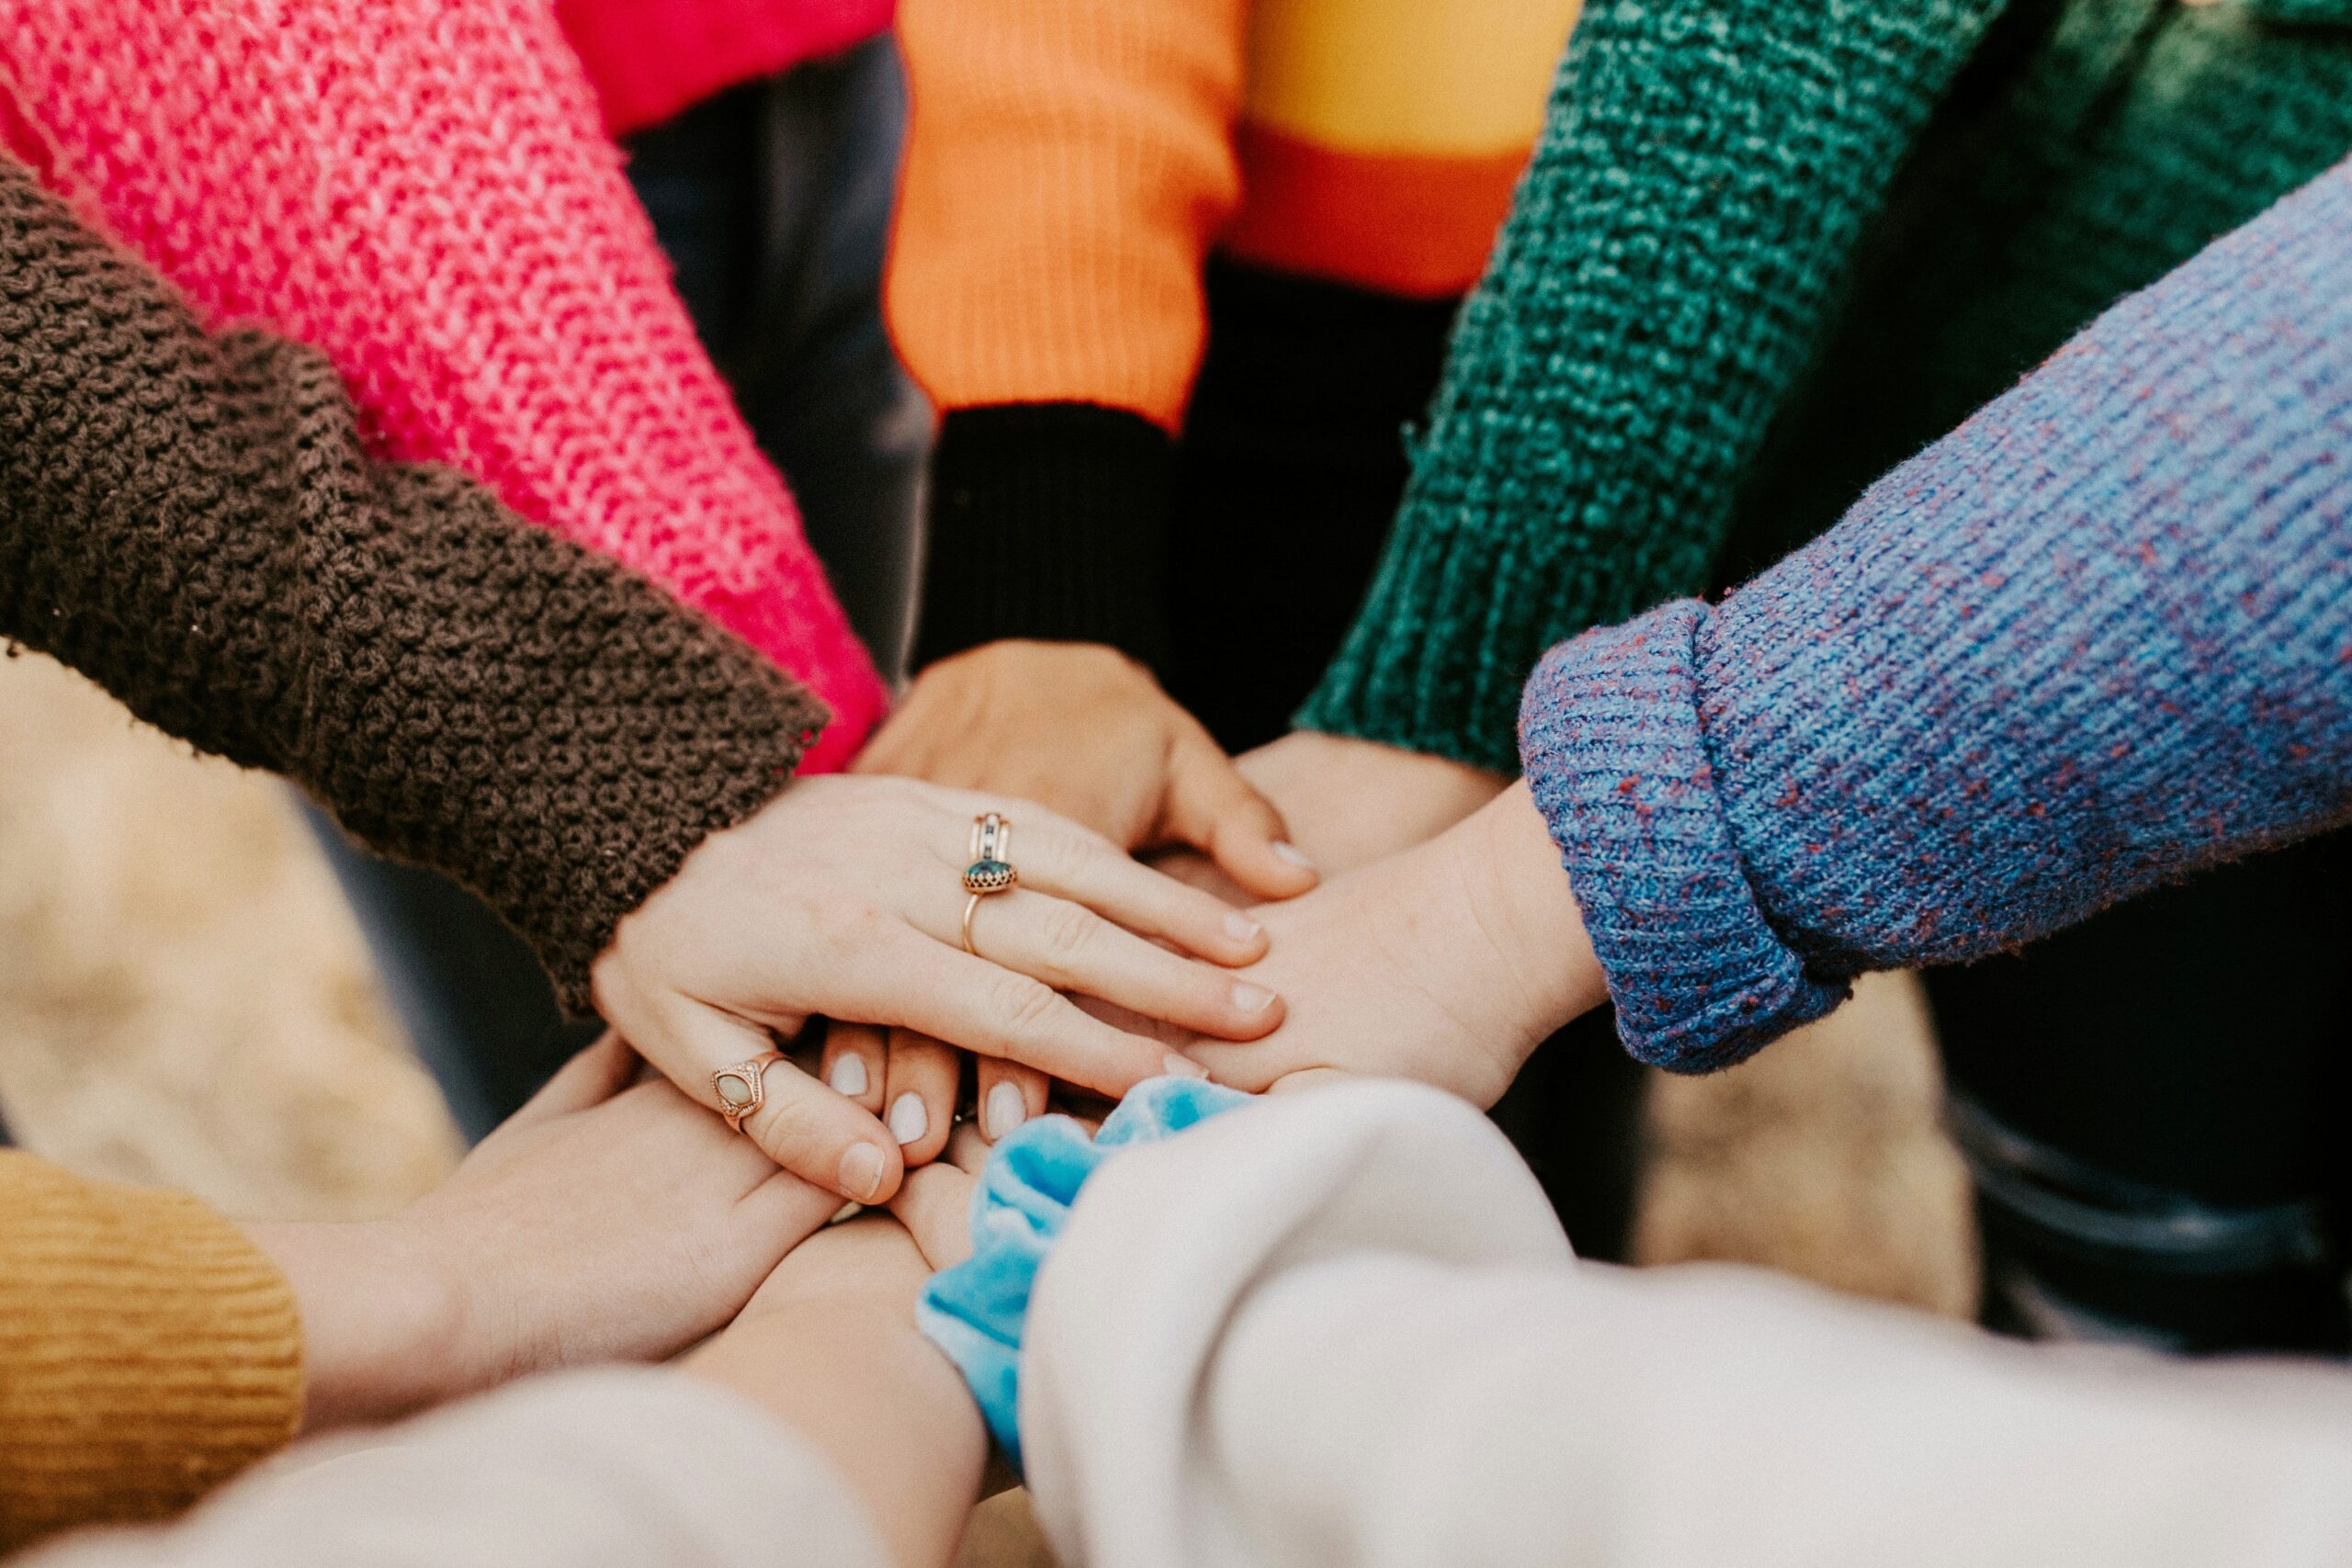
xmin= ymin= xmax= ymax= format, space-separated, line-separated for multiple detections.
xmin=853 ymin=652 xmax=1316 ymax=1157
xmin=1179 ymin=783 xmax=1608 ymax=1106
xmin=1238 ymin=729 xmax=1512 ymax=878
xmin=244 ymin=1033 xmax=842 ymax=1432
xmin=844 ymin=717 xmax=1501 ymax=1147
xmin=856 ymin=641 xmax=1319 ymax=897
xmin=1148 ymin=731 xmax=1511 ymax=907
xmin=592 ymin=774 xmax=1282 ymax=1205
xmin=686 ymin=1181 xmax=986 ymax=1568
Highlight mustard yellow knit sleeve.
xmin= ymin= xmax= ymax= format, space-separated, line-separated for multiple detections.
xmin=0 ymin=1153 xmax=302 ymax=1551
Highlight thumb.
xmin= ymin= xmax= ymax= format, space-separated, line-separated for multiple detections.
xmin=501 ymin=1031 xmax=640 ymax=1130
xmin=1267 ymin=1066 xmax=1359 ymax=1097
xmin=888 ymin=1162 xmax=978 ymax=1272
xmin=1161 ymin=725 xmax=1318 ymax=901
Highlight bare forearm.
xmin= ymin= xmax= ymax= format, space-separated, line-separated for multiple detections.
xmin=239 ymin=1220 xmax=468 ymax=1432
xmin=686 ymin=1299 xmax=985 ymax=1568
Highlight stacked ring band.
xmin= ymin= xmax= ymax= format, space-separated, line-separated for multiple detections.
xmin=963 ymin=812 xmax=1018 ymax=954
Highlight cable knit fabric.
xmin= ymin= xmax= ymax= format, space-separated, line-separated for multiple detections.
xmin=558 ymin=0 xmax=894 ymax=137
xmin=1519 ymin=160 xmax=2352 ymax=1071
xmin=917 ymin=1077 xmax=1249 ymax=1473
xmin=0 ymin=1154 xmax=301 ymax=1551
xmin=0 ymin=0 xmax=887 ymax=772
xmin=1304 ymin=0 xmax=2352 ymax=773
xmin=0 ymin=154 xmax=820 ymax=1013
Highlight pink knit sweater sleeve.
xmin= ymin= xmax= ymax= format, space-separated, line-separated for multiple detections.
xmin=559 ymin=0 xmax=895 ymax=137
xmin=0 ymin=0 xmax=888 ymax=772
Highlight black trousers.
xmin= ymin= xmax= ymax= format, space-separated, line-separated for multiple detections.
xmin=1932 ymin=841 xmax=2352 ymax=1354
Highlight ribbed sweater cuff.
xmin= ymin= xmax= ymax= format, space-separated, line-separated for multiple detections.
xmin=912 ymin=404 xmax=1177 ymax=673
xmin=0 ymin=1156 xmax=302 ymax=1551
xmin=1295 ymin=512 xmax=1560 ymax=774
xmin=1518 ymin=602 xmax=1848 ymax=1071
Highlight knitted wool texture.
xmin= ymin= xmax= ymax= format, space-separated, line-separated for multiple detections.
xmin=1305 ymin=0 xmax=2352 ymax=773
xmin=1737 ymin=0 xmax=2352 ymax=568
xmin=0 ymin=0 xmax=886 ymax=771
xmin=0 ymin=156 xmax=821 ymax=1013
xmin=1519 ymin=158 xmax=2352 ymax=1071
xmin=0 ymin=1154 xmax=300 ymax=1551
xmin=557 ymin=0 xmax=893 ymax=137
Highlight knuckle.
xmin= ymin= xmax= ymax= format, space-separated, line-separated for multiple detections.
xmin=988 ymin=971 xmax=1064 ymax=1038
xmin=1032 ymin=826 xmax=1090 ymax=886
xmin=1037 ymin=900 xmax=1100 ymax=966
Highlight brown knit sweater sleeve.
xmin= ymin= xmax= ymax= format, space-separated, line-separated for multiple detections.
xmin=0 ymin=155 xmax=826 ymax=1011
xmin=0 ymin=1153 xmax=302 ymax=1551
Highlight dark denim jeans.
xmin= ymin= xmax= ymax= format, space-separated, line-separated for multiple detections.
xmin=311 ymin=39 xmax=925 ymax=1141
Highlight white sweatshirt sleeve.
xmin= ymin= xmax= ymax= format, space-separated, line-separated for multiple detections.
xmin=21 ymin=1368 xmax=891 ymax=1568
xmin=1019 ymin=1081 xmax=2352 ymax=1568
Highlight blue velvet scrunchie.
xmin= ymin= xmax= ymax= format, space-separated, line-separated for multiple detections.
xmin=915 ymin=1076 xmax=1249 ymax=1473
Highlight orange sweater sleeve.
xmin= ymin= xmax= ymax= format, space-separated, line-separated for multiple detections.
xmin=886 ymin=0 xmax=1249 ymax=430
xmin=0 ymin=1155 xmax=302 ymax=1551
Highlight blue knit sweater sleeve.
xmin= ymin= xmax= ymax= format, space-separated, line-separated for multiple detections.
xmin=1520 ymin=158 xmax=2352 ymax=1074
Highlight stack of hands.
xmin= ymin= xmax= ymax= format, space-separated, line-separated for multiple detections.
xmin=588 ymin=638 xmax=1609 ymax=1212
xmin=252 ymin=640 xmax=1611 ymax=1540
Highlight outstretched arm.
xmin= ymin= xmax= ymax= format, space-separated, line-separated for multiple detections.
xmin=1011 ymin=1086 xmax=2352 ymax=1568
xmin=1523 ymin=156 xmax=2352 ymax=1068
xmin=1176 ymin=160 xmax=2352 ymax=1101
xmin=0 ymin=152 xmax=818 ymax=1010
xmin=0 ymin=0 xmax=885 ymax=765
xmin=1300 ymin=0 xmax=2009 ymax=773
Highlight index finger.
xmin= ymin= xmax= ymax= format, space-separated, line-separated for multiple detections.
xmin=856 ymin=930 xmax=1206 ymax=1100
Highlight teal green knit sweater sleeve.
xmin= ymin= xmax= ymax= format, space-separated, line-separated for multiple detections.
xmin=1297 ymin=0 xmax=2007 ymax=773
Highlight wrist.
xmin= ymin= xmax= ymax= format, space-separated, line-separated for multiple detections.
xmin=243 ymin=1214 xmax=467 ymax=1431
xmin=1456 ymin=781 xmax=1608 ymax=1041
xmin=687 ymin=1301 xmax=983 ymax=1568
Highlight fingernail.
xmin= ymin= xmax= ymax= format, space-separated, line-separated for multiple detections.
xmin=888 ymin=1092 xmax=929 ymax=1145
xmin=1231 ymin=981 xmax=1277 ymax=1014
xmin=1224 ymin=911 xmax=1262 ymax=942
xmin=828 ymin=1054 xmax=869 ymax=1098
xmin=1272 ymin=840 xmax=1316 ymax=871
xmin=984 ymin=1081 xmax=1029 ymax=1141
xmin=1162 ymin=1053 xmax=1208 ymax=1079
xmin=839 ymin=1142 xmax=888 ymax=1203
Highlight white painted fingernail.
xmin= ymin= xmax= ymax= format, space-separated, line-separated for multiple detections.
xmin=1162 ymin=1054 xmax=1208 ymax=1079
xmin=839 ymin=1143 xmax=888 ymax=1202
xmin=1231 ymin=981 xmax=1276 ymax=1013
xmin=1224 ymin=911 xmax=1262 ymax=942
xmin=828 ymin=1055 xmax=869 ymax=1097
xmin=984 ymin=1082 xmax=1029 ymax=1140
xmin=1272 ymin=841 xmax=1315 ymax=871
xmin=888 ymin=1092 xmax=929 ymax=1145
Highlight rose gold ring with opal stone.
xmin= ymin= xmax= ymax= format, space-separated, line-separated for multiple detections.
xmin=712 ymin=1053 xmax=784 ymax=1134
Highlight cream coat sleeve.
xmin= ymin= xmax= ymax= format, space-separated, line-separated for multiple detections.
xmin=1021 ymin=1081 xmax=2352 ymax=1568
xmin=18 ymin=1369 xmax=890 ymax=1568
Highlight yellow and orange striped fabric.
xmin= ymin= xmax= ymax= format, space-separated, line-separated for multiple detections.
xmin=887 ymin=0 xmax=1580 ymax=430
